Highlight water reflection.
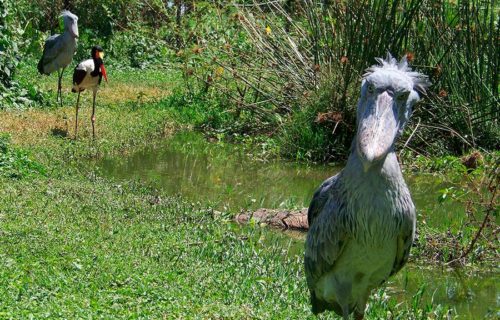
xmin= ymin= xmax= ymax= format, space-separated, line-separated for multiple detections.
xmin=98 ymin=131 xmax=464 ymax=228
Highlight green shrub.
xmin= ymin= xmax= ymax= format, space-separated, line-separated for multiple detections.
xmin=0 ymin=0 xmax=46 ymax=108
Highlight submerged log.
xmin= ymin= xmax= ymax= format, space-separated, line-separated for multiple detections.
xmin=235 ymin=208 xmax=309 ymax=231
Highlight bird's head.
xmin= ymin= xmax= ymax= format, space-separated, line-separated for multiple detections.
xmin=355 ymin=54 xmax=428 ymax=171
xmin=61 ymin=10 xmax=79 ymax=38
xmin=91 ymin=45 xmax=108 ymax=83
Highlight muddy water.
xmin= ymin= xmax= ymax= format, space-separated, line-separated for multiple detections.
xmin=97 ymin=132 xmax=498 ymax=319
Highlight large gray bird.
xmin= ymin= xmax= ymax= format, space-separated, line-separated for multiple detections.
xmin=304 ymin=55 xmax=428 ymax=320
xmin=37 ymin=10 xmax=79 ymax=107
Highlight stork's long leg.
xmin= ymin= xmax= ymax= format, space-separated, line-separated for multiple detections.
xmin=57 ymin=67 xmax=66 ymax=107
xmin=74 ymin=91 xmax=81 ymax=139
xmin=56 ymin=69 xmax=60 ymax=103
xmin=91 ymin=90 xmax=97 ymax=139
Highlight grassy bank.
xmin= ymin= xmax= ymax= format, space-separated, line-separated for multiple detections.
xmin=1 ymin=172 xmax=462 ymax=319
xmin=1 ymin=64 xmax=497 ymax=318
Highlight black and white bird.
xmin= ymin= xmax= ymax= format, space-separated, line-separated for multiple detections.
xmin=37 ymin=10 xmax=79 ymax=107
xmin=72 ymin=45 xmax=108 ymax=139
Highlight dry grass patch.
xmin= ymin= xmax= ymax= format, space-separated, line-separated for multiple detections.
xmin=0 ymin=108 xmax=73 ymax=145
xmin=98 ymin=83 xmax=172 ymax=104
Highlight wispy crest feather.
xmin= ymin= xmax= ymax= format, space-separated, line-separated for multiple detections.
xmin=60 ymin=10 xmax=77 ymax=19
xmin=364 ymin=53 xmax=430 ymax=94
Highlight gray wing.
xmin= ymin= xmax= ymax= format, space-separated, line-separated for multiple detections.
xmin=304 ymin=173 xmax=349 ymax=288
xmin=307 ymin=175 xmax=336 ymax=227
xmin=40 ymin=34 xmax=64 ymax=66
xmin=390 ymin=212 xmax=415 ymax=277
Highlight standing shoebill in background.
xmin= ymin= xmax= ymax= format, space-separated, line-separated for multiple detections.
xmin=72 ymin=45 xmax=108 ymax=139
xmin=305 ymin=55 xmax=428 ymax=320
xmin=37 ymin=10 xmax=79 ymax=107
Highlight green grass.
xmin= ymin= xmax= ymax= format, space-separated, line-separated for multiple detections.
xmin=0 ymin=171 xmax=459 ymax=319
xmin=0 ymin=64 xmax=494 ymax=319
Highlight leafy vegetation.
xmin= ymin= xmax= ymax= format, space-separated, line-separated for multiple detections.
xmin=0 ymin=0 xmax=45 ymax=107
xmin=3 ymin=0 xmax=498 ymax=160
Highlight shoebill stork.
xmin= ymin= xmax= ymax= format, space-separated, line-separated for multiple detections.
xmin=37 ymin=10 xmax=79 ymax=107
xmin=304 ymin=55 xmax=428 ymax=320
xmin=72 ymin=45 xmax=108 ymax=139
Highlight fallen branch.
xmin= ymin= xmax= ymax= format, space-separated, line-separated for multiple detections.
xmin=235 ymin=208 xmax=309 ymax=231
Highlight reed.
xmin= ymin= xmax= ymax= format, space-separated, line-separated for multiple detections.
xmin=203 ymin=0 xmax=498 ymax=160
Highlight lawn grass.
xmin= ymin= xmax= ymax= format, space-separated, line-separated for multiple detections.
xmin=0 ymin=65 xmax=493 ymax=319
xmin=0 ymin=176 xmax=307 ymax=318
xmin=0 ymin=171 xmax=457 ymax=319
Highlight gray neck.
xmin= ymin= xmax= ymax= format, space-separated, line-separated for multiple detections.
xmin=343 ymin=144 xmax=404 ymax=188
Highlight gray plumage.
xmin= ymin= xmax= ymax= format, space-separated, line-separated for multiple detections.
xmin=304 ymin=55 xmax=429 ymax=320
xmin=38 ymin=10 xmax=79 ymax=106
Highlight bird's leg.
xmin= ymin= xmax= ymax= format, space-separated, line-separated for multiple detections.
xmin=354 ymin=290 xmax=369 ymax=320
xmin=74 ymin=91 xmax=81 ymax=139
xmin=337 ymin=282 xmax=352 ymax=320
xmin=342 ymin=308 xmax=350 ymax=320
xmin=56 ymin=70 xmax=61 ymax=104
xmin=57 ymin=67 xmax=65 ymax=107
xmin=91 ymin=90 xmax=97 ymax=139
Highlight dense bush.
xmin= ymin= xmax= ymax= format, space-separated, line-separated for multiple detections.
xmin=0 ymin=0 xmax=46 ymax=108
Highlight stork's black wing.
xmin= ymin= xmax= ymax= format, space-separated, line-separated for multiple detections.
xmin=72 ymin=68 xmax=87 ymax=86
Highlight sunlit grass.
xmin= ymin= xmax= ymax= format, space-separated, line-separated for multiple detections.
xmin=0 ymin=174 xmax=462 ymax=319
xmin=0 ymin=63 xmax=495 ymax=319
xmin=17 ymin=61 xmax=179 ymax=106
xmin=1 ymin=64 xmax=182 ymax=158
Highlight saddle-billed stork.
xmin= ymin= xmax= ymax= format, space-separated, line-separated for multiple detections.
xmin=72 ymin=45 xmax=108 ymax=139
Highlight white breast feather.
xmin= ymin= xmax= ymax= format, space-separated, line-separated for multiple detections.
xmin=73 ymin=59 xmax=100 ymax=91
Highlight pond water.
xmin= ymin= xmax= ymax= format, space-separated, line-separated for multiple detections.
xmin=96 ymin=132 xmax=498 ymax=318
